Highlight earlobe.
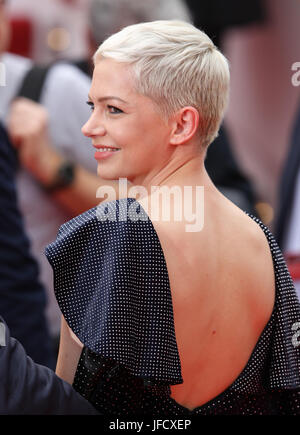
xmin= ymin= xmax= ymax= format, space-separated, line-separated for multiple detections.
xmin=169 ymin=107 xmax=199 ymax=145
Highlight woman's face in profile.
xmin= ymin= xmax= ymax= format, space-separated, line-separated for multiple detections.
xmin=82 ymin=58 xmax=173 ymax=185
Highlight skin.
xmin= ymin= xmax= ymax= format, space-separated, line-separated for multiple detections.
xmin=58 ymin=58 xmax=275 ymax=410
xmin=0 ymin=2 xmax=117 ymax=216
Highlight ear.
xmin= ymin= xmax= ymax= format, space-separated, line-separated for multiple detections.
xmin=169 ymin=106 xmax=199 ymax=145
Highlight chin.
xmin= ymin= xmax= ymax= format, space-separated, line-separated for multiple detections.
xmin=97 ymin=166 xmax=116 ymax=179
xmin=96 ymin=165 xmax=128 ymax=182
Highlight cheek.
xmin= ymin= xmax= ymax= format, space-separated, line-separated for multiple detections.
xmin=114 ymin=112 xmax=168 ymax=152
xmin=112 ymin=123 xmax=144 ymax=148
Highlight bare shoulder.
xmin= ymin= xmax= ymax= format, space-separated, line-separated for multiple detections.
xmin=234 ymin=211 xmax=276 ymax=330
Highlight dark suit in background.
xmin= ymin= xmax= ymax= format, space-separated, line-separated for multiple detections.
xmin=275 ymin=102 xmax=300 ymax=250
xmin=0 ymin=123 xmax=55 ymax=369
xmin=184 ymin=0 xmax=265 ymax=48
xmin=0 ymin=123 xmax=99 ymax=413
xmin=0 ymin=315 xmax=98 ymax=414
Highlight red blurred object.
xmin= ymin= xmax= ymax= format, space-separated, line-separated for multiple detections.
xmin=7 ymin=17 xmax=33 ymax=58
xmin=285 ymin=253 xmax=300 ymax=281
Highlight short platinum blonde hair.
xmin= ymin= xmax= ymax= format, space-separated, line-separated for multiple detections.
xmin=94 ymin=20 xmax=230 ymax=148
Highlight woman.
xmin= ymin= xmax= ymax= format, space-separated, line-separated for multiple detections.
xmin=45 ymin=20 xmax=300 ymax=415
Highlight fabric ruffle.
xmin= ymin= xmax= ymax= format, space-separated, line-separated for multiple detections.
xmin=245 ymin=216 xmax=300 ymax=391
xmin=45 ymin=198 xmax=183 ymax=385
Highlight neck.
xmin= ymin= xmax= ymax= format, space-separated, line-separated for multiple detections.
xmin=129 ymin=153 xmax=218 ymax=230
xmin=130 ymin=151 xmax=213 ymax=196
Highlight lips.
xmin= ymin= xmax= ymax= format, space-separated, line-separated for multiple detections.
xmin=94 ymin=145 xmax=121 ymax=161
xmin=93 ymin=145 xmax=120 ymax=152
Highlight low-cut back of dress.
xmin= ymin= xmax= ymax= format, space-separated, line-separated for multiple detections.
xmin=45 ymin=198 xmax=300 ymax=415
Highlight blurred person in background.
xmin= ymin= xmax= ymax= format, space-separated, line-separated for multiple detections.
xmin=0 ymin=120 xmax=99 ymax=413
xmin=0 ymin=0 xmax=112 ymax=349
xmin=6 ymin=0 xmax=91 ymax=64
xmin=77 ymin=0 xmax=191 ymax=77
xmin=184 ymin=0 xmax=265 ymax=49
xmin=0 ymin=0 xmax=196 ymax=355
xmin=0 ymin=114 xmax=55 ymax=369
xmin=275 ymin=100 xmax=300 ymax=301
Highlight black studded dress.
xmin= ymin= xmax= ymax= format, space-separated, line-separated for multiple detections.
xmin=45 ymin=198 xmax=300 ymax=415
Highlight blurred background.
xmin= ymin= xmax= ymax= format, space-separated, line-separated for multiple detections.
xmin=4 ymin=0 xmax=300 ymax=225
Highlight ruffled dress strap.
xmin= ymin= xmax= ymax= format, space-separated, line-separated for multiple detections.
xmin=45 ymin=198 xmax=182 ymax=385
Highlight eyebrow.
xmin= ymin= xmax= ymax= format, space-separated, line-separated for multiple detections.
xmin=87 ymin=95 xmax=128 ymax=104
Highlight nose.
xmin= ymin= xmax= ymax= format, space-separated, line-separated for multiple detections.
xmin=81 ymin=113 xmax=106 ymax=138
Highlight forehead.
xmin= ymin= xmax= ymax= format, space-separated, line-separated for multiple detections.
xmin=90 ymin=58 xmax=136 ymax=99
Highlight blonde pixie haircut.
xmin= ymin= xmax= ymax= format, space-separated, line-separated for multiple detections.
xmin=94 ymin=20 xmax=230 ymax=148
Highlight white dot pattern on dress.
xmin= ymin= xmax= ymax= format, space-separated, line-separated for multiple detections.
xmin=45 ymin=198 xmax=182 ymax=385
xmin=45 ymin=200 xmax=300 ymax=415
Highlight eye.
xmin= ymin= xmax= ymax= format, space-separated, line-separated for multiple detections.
xmin=86 ymin=101 xmax=94 ymax=111
xmin=107 ymin=105 xmax=123 ymax=114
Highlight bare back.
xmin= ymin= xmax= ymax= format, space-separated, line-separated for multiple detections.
xmin=140 ymin=188 xmax=276 ymax=410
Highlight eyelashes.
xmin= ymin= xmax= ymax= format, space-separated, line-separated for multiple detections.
xmin=108 ymin=106 xmax=123 ymax=114
xmin=86 ymin=101 xmax=123 ymax=114
xmin=86 ymin=101 xmax=94 ymax=111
